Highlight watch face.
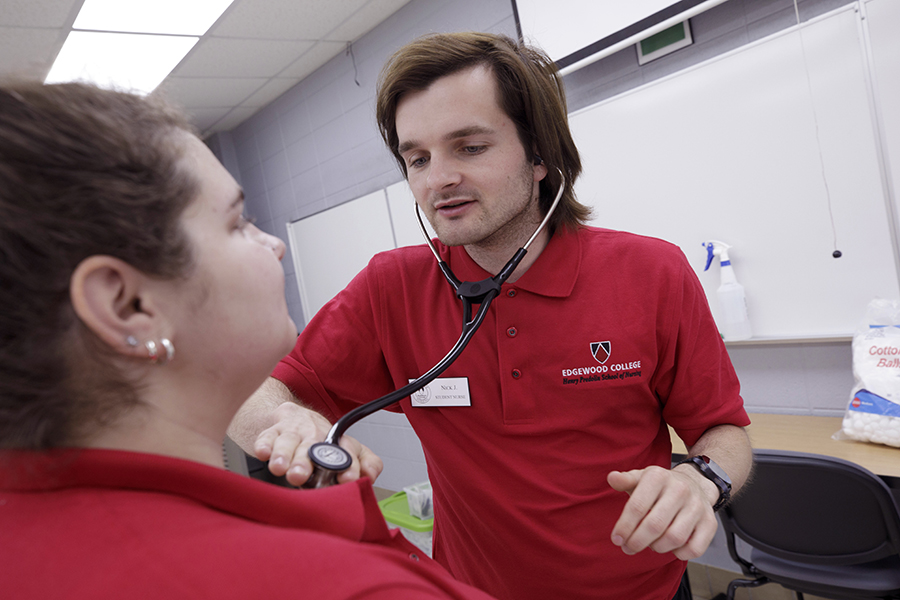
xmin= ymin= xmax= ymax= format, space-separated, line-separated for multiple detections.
xmin=702 ymin=456 xmax=732 ymax=487
xmin=683 ymin=456 xmax=731 ymax=512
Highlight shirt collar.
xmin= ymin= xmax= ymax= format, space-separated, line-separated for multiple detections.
xmin=438 ymin=226 xmax=581 ymax=298
xmin=0 ymin=448 xmax=390 ymax=543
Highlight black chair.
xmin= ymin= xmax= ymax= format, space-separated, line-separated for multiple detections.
xmin=718 ymin=449 xmax=900 ymax=600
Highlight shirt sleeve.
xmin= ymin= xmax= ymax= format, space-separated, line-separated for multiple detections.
xmin=652 ymin=248 xmax=750 ymax=446
xmin=272 ymin=257 xmax=400 ymax=423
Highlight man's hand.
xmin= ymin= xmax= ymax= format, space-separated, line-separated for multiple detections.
xmin=607 ymin=465 xmax=719 ymax=560
xmin=254 ymin=401 xmax=384 ymax=487
xmin=229 ymin=378 xmax=385 ymax=488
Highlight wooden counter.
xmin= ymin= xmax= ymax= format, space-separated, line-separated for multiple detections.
xmin=670 ymin=413 xmax=900 ymax=479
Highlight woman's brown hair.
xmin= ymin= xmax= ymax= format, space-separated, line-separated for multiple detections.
xmin=0 ymin=81 xmax=198 ymax=448
xmin=376 ymin=32 xmax=591 ymax=233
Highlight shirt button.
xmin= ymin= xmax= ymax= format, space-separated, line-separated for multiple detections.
xmin=507 ymin=289 xmax=517 ymax=298
xmin=409 ymin=553 xmax=420 ymax=561
xmin=507 ymin=327 xmax=518 ymax=337
xmin=512 ymin=369 xmax=522 ymax=379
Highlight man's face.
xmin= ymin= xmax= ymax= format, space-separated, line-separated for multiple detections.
xmin=395 ymin=65 xmax=548 ymax=250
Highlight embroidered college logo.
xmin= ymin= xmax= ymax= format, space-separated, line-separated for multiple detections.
xmin=562 ymin=342 xmax=641 ymax=386
xmin=590 ymin=341 xmax=611 ymax=364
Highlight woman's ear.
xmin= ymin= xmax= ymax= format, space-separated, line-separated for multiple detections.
xmin=69 ymin=256 xmax=156 ymax=358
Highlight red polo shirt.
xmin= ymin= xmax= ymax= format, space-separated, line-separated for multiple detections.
xmin=274 ymin=226 xmax=749 ymax=600
xmin=0 ymin=448 xmax=496 ymax=600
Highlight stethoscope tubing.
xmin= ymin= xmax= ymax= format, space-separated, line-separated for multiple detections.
xmin=324 ymin=286 xmax=498 ymax=445
xmin=302 ymin=169 xmax=564 ymax=488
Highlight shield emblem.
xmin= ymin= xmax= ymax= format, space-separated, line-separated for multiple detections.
xmin=591 ymin=341 xmax=611 ymax=364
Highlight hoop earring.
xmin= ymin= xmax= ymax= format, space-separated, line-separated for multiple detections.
xmin=145 ymin=340 xmax=159 ymax=364
xmin=159 ymin=338 xmax=175 ymax=365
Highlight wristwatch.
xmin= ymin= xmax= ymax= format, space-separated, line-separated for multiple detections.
xmin=676 ymin=455 xmax=732 ymax=511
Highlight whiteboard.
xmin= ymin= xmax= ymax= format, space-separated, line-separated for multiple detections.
xmin=570 ymin=5 xmax=900 ymax=339
xmin=386 ymin=180 xmax=436 ymax=248
xmin=288 ymin=190 xmax=396 ymax=319
xmin=865 ymin=0 xmax=900 ymax=242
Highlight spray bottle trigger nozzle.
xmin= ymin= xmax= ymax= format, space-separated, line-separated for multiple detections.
xmin=703 ymin=242 xmax=715 ymax=272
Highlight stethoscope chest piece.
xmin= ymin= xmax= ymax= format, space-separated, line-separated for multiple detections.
xmin=302 ymin=442 xmax=354 ymax=488
xmin=309 ymin=442 xmax=352 ymax=470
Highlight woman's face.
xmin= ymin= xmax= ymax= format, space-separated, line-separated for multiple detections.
xmin=161 ymin=134 xmax=297 ymax=397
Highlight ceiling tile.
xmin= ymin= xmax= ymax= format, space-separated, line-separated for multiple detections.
xmin=187 ymin=106 xmax=233 ymax=132
xmin=0 ymin=27 xmax=64 ymax=78
xmin=279 ymin=40 xmax=347 ymax=79
xmin=327 ymin=0 xmax=413 ymax=42
xmin=160 ymin=76 xmax=269 ymax=108
xmin=211 ymin=0 xmax=368 ymax=40
xmin=0 ymin=0 xmax=81 ymax=28
xmin=240 ymin=77 xmax=301 ymax=108
xmin=173 ymin=37 xmax=315 ymax=78
xmin=203 ymin=105 xmax=261 ymax=135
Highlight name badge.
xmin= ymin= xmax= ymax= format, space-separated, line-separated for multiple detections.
xmin=409 ymin=377 xmax=471 ymax=407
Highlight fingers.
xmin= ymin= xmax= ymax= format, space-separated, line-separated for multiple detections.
xmin=253 ymin=426 xmax=279 ymax=462
xmin=359 ymin=444 xmax=385 ymax=481
xmin=252 ymin=402 xmax=332 ymax=485
xmin=337 ymin=440 xmax=385 ymax=485
xmin=671 ymin=512 xmax=717 ymax=560
xmin=609 ymin=467 xmax=661 ymax=553
xmin=254 ymin=426 xmax=313 ymax=485
xmin=609 ymin=466 xmax=717 ymax=559
xmin=276 ymin=431 xmax=317 ymax=486
xmin=607 ymin=469 xmax=640 ymax=493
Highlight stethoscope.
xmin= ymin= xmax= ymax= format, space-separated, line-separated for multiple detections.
xmin=302 ymin=167 xmax=564 ymax=488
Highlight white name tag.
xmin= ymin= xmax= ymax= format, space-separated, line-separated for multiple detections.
xmin=409 ymin=377 xmax=471 ymax=407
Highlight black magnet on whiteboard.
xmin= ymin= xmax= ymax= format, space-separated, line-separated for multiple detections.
xmin=833 ymin=250 xmax=842 ymax=258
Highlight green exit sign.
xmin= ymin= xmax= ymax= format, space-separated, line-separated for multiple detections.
xmin=637 ymin=21 xmax=693 ymax=64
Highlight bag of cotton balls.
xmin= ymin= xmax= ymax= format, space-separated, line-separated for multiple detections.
xmin=840 ymin=299 xmax=900 ymax=449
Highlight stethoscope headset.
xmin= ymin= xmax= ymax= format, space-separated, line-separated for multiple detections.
xmin=302 ymin=161 xmax=565 ymax=488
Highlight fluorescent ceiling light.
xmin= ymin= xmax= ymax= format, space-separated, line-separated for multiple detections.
xmin=45 ymin=0 xmax=234 ymax=93
xmin=73 ymin=0 xmax=234 ymax=36
xmin=45 ymin=31 xmax=199 ymax=94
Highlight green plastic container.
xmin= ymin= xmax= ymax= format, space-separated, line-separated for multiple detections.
xmin=378 ymin=491 xmax=433 ymax=556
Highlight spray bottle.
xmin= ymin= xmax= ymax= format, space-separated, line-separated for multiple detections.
xmin=703 ymin=240 xmax=752 ymax=341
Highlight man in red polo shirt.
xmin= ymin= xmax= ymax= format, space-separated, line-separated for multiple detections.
xmin=229 ymin=32 xmax=752 ymax=600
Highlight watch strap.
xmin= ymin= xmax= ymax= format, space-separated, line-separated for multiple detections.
xmin=675 ymin=455 xmax=732 ymax=511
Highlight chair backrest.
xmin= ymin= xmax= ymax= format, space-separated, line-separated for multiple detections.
xmin=720 ymin=449 xmax=900 ymax=566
